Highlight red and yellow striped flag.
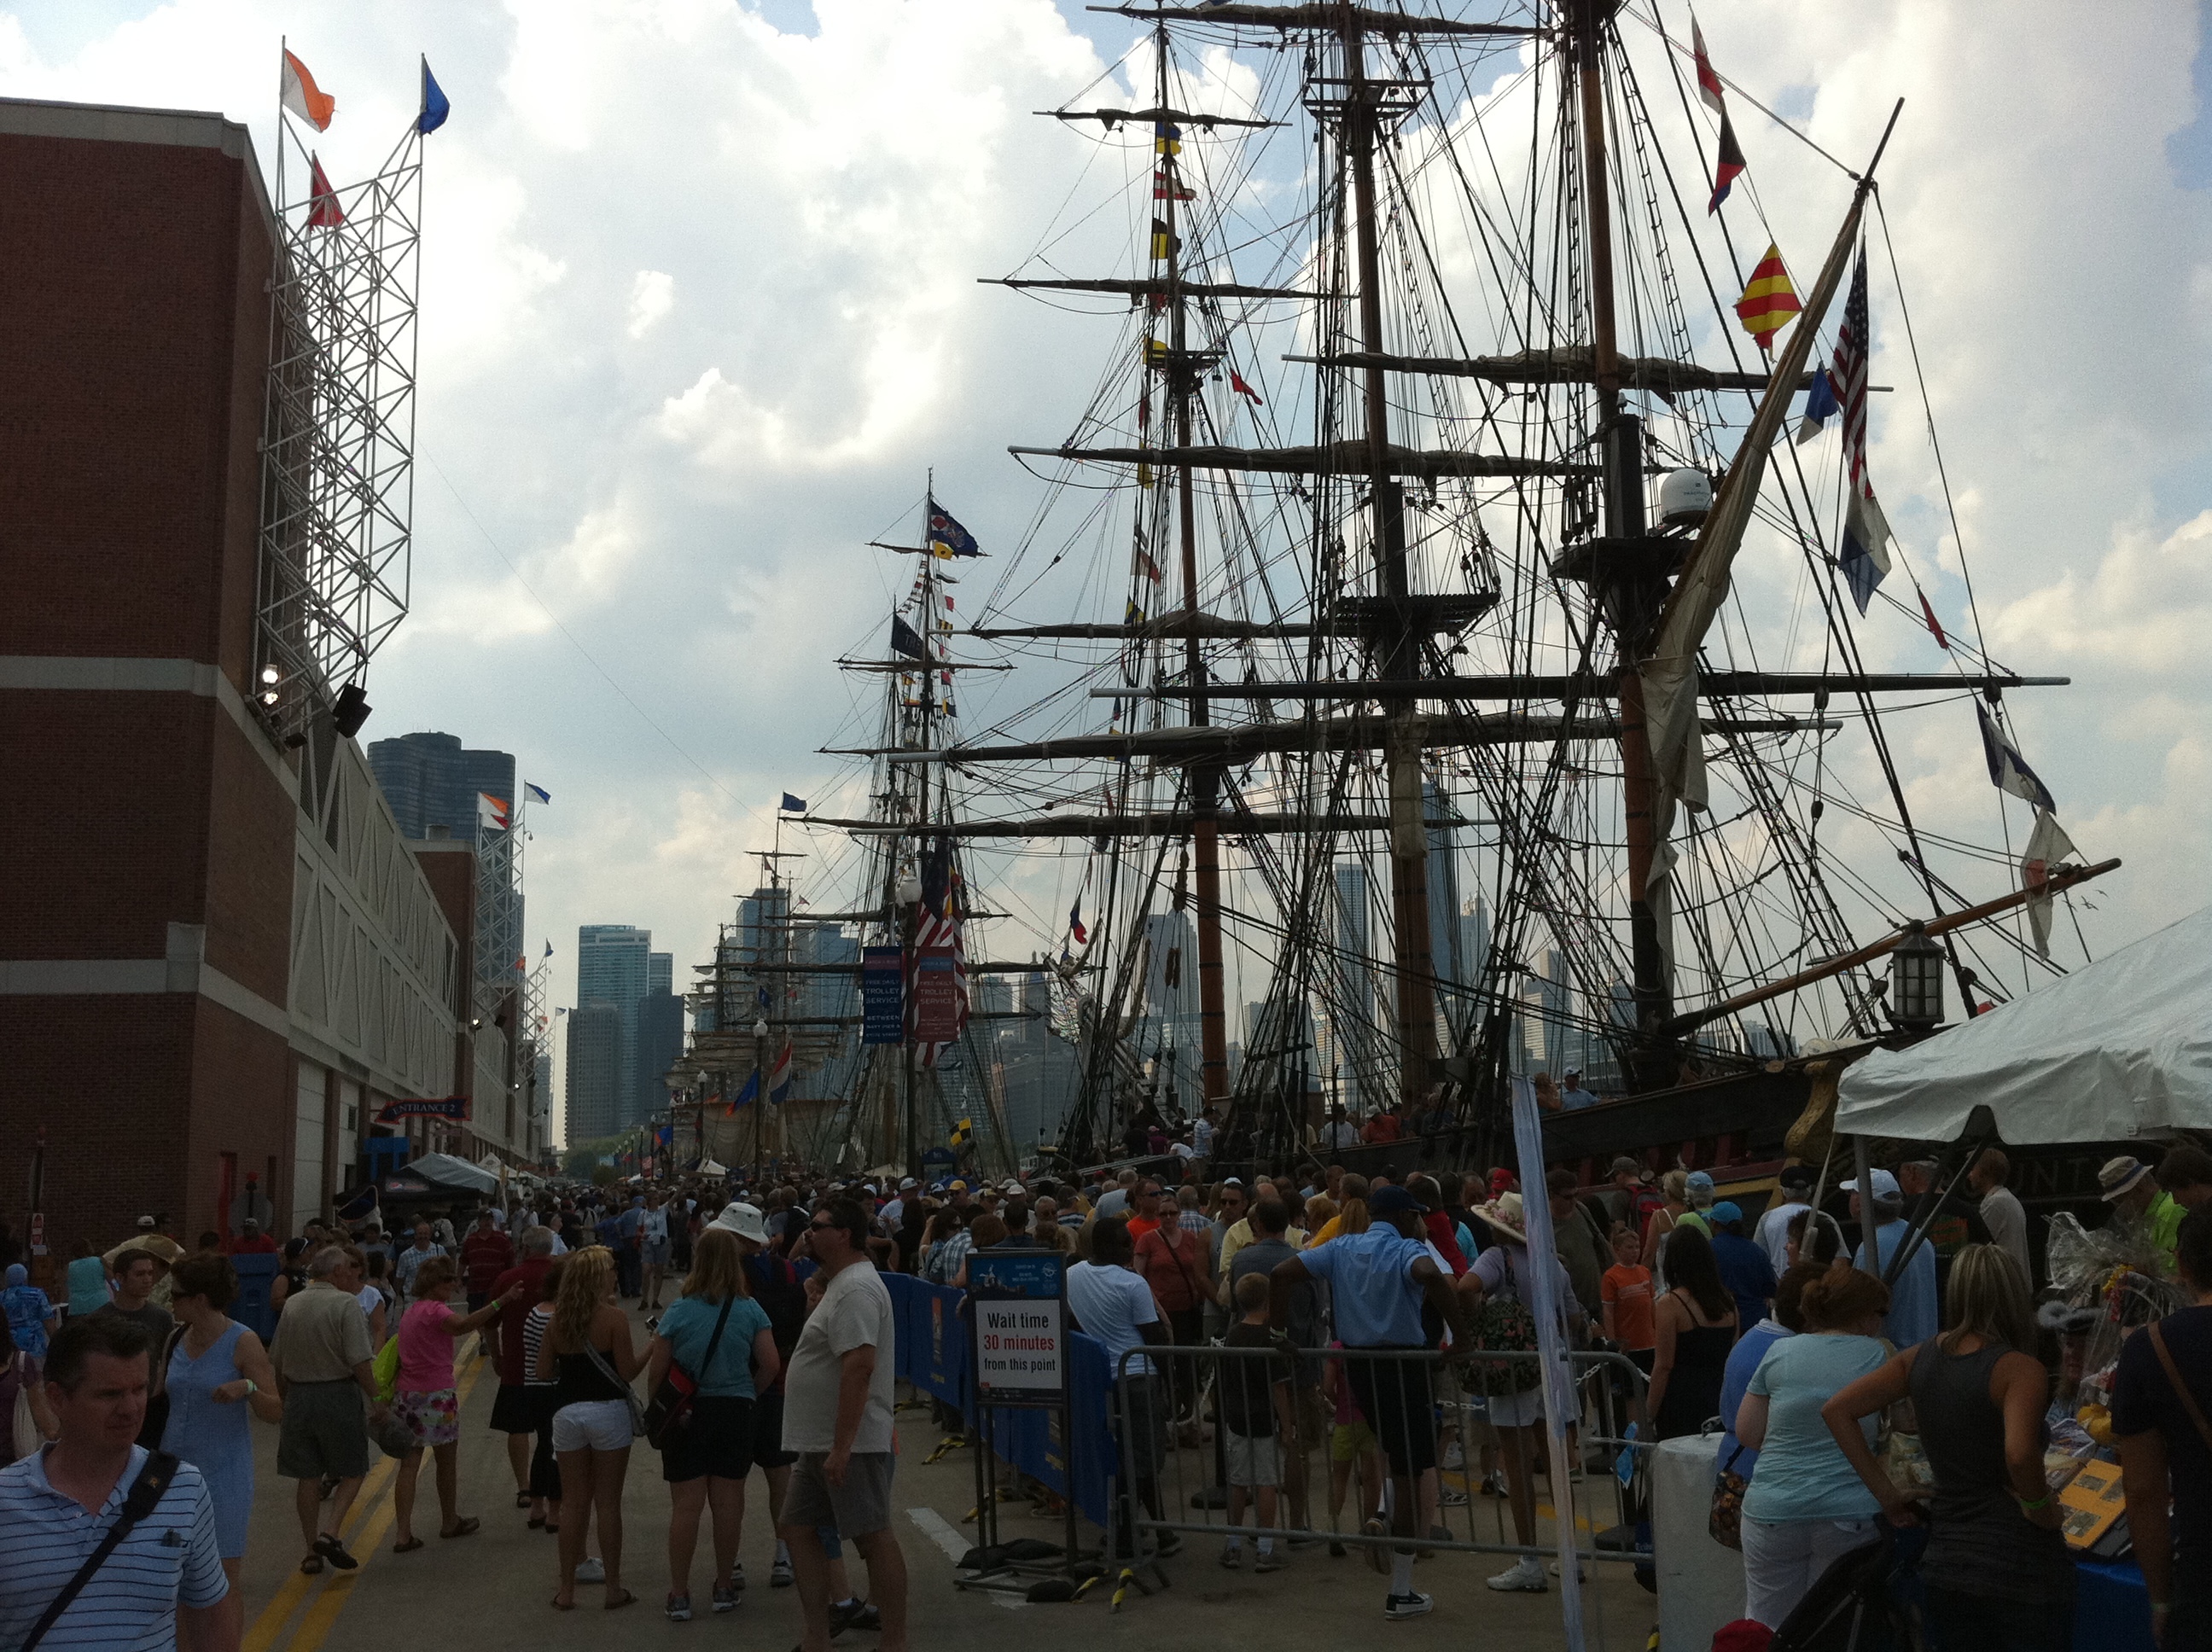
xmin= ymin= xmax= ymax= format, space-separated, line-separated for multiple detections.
xmin=1734 ymin=242 xmax=1801 ymax=353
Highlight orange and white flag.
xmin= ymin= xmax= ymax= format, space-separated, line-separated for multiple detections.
xmin=282 ymin=48 xmax=335 ymax=131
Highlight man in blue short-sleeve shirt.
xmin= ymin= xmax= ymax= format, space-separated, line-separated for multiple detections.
xmin=0 ymin=1314 xmax=231 ymax=1650
xmin=1271 ymin=1184 xmax=1468 ymax=1623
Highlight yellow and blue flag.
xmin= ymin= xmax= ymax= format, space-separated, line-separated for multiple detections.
xmin=927 ymin=500 xmax=981 ymax=558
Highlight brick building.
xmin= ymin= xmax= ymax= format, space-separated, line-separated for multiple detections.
xmin=0 ymin=96 xmax=533 ymax=1255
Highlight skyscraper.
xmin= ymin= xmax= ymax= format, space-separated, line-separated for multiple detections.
xmin=565 ymin=1003 xmax=623 ymax=1143
xmin=576 ymin=925 xmax=650 ymax=1129
xmin=366 ymin=731 xmax=519 ymax=846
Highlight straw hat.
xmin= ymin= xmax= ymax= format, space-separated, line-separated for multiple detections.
xmin=1473 ymin=1190 xmax=1528 ymax=1245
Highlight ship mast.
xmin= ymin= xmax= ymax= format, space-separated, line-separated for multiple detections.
xmin=1152 ymin=27 xmax=1232 ymax=1114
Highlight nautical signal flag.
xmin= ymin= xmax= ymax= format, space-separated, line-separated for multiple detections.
xmin=1150 ymin=218 xmax=1176 ymax=261
xmin=525 ymin=782 xmax=551 ymax=805
xmin=949 ymin=1117 xmax=973 ymax=1148
xmin=1796 ymin=368 xmax=1838 ymax=445
xmin=281 ymin=48 xmax=336 ymax=131
xmin=544 ymin=940 xmax=555 ymax=958
xmin=1154 ymin=120 xmax=1181 ymax=155
xmin=1977 ymin=702 xmax=2056 ymax=812
xmin=1691 ymin=18 xmax=1744 ymax=212
xmin=1229 ymin=370 xmax=1263 ymax=406
xmin=1918 ymin=590 xmax=1949 ymax=651
xmin=306 ymin=155 xmax=345 ymax=228
xmin=418 ymin=57 xmax=450 ymax=135
xmin=1153 ymin=166 xmax=1196 ymax=201
xmin=927 ymin=501 xmax=981 ymax=558
xmin=1734 ymin=244 xmax=1800 ymax=353
xmin=780 ymin=792 xmax=807 ymax=812
xmin=477 ymin=792 xmax=511 ymax=831
xmin=1069 ymin=899 xmax=1088 ymax=945
xmin=1135 ymin=547 xmax=1163 ymax=583
xmin=1126 ymin=599 xmax=1147 ymax=626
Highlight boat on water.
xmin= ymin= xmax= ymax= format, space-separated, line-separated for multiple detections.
xmin=685 ymin=0 xmax=2115 ymax=1193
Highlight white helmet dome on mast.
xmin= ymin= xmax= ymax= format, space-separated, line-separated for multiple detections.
xmin=1658 ymin=468 xmax=1713 ymax=527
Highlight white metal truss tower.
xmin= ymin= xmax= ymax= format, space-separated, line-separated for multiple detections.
xmin=252 ymin=103 xmax=424 ymax=739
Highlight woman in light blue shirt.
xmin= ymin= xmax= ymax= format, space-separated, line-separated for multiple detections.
xmin=641 ymin=1228 xmax=777 ymax=1620
xmin=1733 ymin=1260 xmax=1893 ymax=1629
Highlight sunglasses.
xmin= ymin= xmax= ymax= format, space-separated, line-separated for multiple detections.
xmin=808 ymin=1220 xmax=839 ymax=1234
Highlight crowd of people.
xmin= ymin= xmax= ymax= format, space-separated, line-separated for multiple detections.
xmin=0 ymin=1128 xmax=2206 ymax=1649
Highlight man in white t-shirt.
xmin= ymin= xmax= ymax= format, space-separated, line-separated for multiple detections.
xmin=1066 ymin=1217 xmax=1177 ymax=1558
xmin=1755 ymin=1167 xmax=1813 ymax=1276
xmin=778 ymin=1198 xmax=907 ymax=1652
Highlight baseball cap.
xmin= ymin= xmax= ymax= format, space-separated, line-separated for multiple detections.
xmin=1838 ymin=1168 xmax=1901 ymax=1200
xmin=1369 ymin=1184 xmax=1425 ymax=1217
xmin=1778 ymin=1166 xmax=1815 ymax=1190
xmin=899 ymin=1178 xmax=918 ymax=1190
xmin=1710 ymin=1201 xmax=1743 ymax=1225
xmin=1563 ymin=1068 xmax=1582 ymax=1081
xmin=136 ymin=1215 xmax=157 ymax=1230
xmin=1609 ymin=1156 xmax=1642 ymax=1178
xmin=1219 ymin=1176 xmax=1244 ymax=1187
xmin=949 ymin=1179 xmax=969 ymax=1192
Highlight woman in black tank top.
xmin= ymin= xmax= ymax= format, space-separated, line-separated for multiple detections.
xmin=535 ymin=1247 xmax=643 ymax=1611
xmin=1822 ymin=1243 xmax=2073 ymax=1650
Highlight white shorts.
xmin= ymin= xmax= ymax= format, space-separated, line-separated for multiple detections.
xmin=1225 ymin=1430 xmax=1283 ymax=1487
xmin=551 ymin=1398 xmax=634 ymax=1452
xmin=1485 ymin=1386 xmax=1545 ymax=1429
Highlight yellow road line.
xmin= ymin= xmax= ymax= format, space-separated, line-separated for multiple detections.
xmin=242 ymin=1455 xmax=399 ymax=1652
xmin=257 ymin=1352 xmax=496 ymax=1652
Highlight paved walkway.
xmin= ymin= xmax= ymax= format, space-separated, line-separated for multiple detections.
xmin=234 ymin=1306 xmax=1656 ymax=1650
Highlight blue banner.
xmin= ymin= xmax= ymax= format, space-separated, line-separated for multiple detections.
xmin=861 ymin=946 xmax=904 ymax=1045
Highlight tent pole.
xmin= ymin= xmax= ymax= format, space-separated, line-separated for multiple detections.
xmin=1882 ymin=1126 xmax=1995 ymax=1290
xmin=1852 ymin=1136 xmax=1875 ymax=1269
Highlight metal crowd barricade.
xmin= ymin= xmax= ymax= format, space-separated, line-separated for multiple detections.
xmin=1103 ymin=1341 xmax=1655 ymax=1634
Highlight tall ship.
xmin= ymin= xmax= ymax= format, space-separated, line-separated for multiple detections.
xmin=721 ymin=0 xmax=2108 ymax=1184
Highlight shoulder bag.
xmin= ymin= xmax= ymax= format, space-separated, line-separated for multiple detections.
xmin=1708 ymin=1441 xmax=1749 ymax=1549
xmin=643 ymin=1296 xmax=736 ymax=1451
xmin=22 ymin=1450 xmax=179 ymax=1651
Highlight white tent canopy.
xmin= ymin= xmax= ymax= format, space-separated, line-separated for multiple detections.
xmin=407 ymin=1152 xmax=501 ymax=1195
xmin=1837 ymin=904 xmax=2212 ymax=1144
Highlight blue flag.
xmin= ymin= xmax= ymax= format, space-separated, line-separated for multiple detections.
xmin=729 ymin=1070 xmax=760 ymax=1109
xmin=780 ymin=792 xmax=807 ymax=812
xmin=1795 ymin=367 xmax=1837 ymax=445
xmin=927 ymin=500 xmax=981 ymax=558
xmin=418 ymin=59 xmax=451 ymax=135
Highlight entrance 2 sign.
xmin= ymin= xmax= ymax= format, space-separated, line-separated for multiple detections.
xmin=969 ymin=1251 xmax=1066 ymax=1405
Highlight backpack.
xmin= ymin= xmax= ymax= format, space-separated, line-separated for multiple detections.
xmin=748 ymin=1253 xmax=806 ymax=1358
xmin=1469 ymin=1257 xmax=1541 ymax=1397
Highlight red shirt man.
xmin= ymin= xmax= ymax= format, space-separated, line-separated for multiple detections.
xmin=223 ymin=1220 xmax=279 ymax=1256
xmin=459 ymin=1213 xmax=515 ymax=1306
xmin=1361 ymin=1108 xmax=1405 ymax=1145
xmin=489 ymin=1245 xmax=556 ymax=1387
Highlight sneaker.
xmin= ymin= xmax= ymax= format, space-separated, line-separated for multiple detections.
xmin=1154 ymin=1532 xmax=1183 ymax=1560
xmin=1487 ymin=1556 xmax=1547 ymax=1593
xmin=1384 ymin=1590 xmax=1435 ymax=1620
xmin=710 ymin=1581 xmax=739 ymax=1613
xmin=1360 ymin=1517 xmax=1390 ymax=1576
xmin=1547 ymin=1558 xmax=1590 ymax=1581
xmin=1254 ymin=1550 xmax=1285 ymax=1574
xmin=730 ymin=1562 xmax=745 ymax=1593
xmin=1220 ymin=1543 xmax=1243 ymax=1570
xmin=1481 ymin=1471 xmax=1509 ymax=1498
xmin=665 ymin=1592 xmax=692 ymax=1622
xmin=1329 ymin=1540 xmax=1348 ymax=1559
xmin=1440 ymin=1486 xmax=1470 ymax=1507
xmin=769 ymin=1556 xmax=794 ymax=1588
xmin=575 ymin=1557 xmax=607 ymax=1585
xmin=1442 ymin=1440 xmax=1466 ymax=1470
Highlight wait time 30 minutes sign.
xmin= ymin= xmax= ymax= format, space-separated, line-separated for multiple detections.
xmin=969 ymin=1251 xmax=1066 ymax=1405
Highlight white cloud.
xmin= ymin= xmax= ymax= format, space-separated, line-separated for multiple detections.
xmin=626 ymin=269 xmax=673 ymax=338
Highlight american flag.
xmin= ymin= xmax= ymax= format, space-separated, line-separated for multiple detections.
xmin=1833 ymin=248 xmax=1872 ymax=497
xmin=911 ymin=836 xmax=969 ymax=1067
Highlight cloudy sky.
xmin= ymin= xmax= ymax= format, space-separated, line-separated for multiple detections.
xmin=7 ymin=0 xmax=2208 ymax=1133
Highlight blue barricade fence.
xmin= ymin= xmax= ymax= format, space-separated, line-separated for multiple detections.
xmin=882 ymin=1272 xmax=1115 ymax=1531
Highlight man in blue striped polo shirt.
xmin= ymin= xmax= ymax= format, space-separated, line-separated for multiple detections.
xmin=0 ymin=1313 xmax=231 ymax=1649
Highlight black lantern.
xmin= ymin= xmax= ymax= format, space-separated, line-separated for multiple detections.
xmin=1889 ymin=921 xmax=1945 ymax=1032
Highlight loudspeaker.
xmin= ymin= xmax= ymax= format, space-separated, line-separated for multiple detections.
xmin=331 ymin=682 xmax=372 ymax=737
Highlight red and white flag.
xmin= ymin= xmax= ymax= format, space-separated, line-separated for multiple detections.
xmin=306 ymin=154 xmax=345 ymax=228
xmin=2019 ymin=809 xmax=2076 ymax=960
xmin=477 ymin=792 xmax=511 ymax=832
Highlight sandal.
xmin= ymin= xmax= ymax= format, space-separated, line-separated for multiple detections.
xmin=516 ymin=1492 xmax=533 ymax=1509
xmin=392 ymin=1537 xmax=425 ymax=1554
xmin=440 ymin=1517 xmax=481 ymax=1539
xmin=603 ymin=1589 xmax=638 ymax=1610
xmin=551 ymin=1597 xmax=576 ymax=1612
xmin=313 ymin=1533 xmax=358 ymax=1571
xmin=300 ymin=1555 xmax=324 ymax=1575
